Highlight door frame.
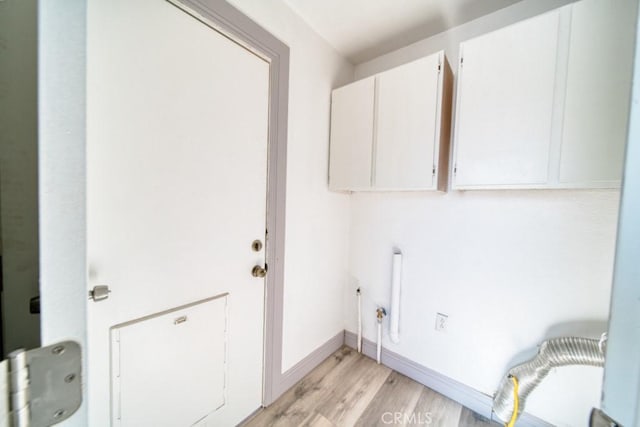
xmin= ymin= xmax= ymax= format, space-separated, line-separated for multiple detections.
xmin=38 ymin=3 xmax=289 ymax=426
xmin=601 ymin=1 xmax=640 ymax=424
xmin=165 ymin=0 xmax=291 ymax=406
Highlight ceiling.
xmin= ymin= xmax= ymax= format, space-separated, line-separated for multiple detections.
xmin=283 ymin=0 xmax=523 ymax=64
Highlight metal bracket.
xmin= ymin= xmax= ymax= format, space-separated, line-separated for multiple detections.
xmin=590 ymin=408 xmax=621 ymax=427
xmin=2 ymin=341 xmax=82 ymax=427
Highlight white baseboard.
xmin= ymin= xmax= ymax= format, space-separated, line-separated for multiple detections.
xmin=272 ymin=331 xmax=345 ymax=401
xmin=344 ymin=330 xmax=553 ymax=427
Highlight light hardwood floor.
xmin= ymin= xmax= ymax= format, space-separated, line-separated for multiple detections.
xmin=244 ymin=347 xmax=499 ymax=427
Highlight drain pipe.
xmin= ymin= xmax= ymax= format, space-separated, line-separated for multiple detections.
xmin=493 ymin=336 xmax=606 ymax=423
xmin=376 ymin=307 xmax=386 ymax=364
xmin=356 ymin=288 xmax=362 ymax=353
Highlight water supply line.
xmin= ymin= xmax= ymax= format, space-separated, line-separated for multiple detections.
xmin=376 ymin=307 xmax=386 ymax=364
xmin=493 ymin=336 xmax=606 ymax=424
xmin=357 ymin=288 xmax=362 ymax=353
xmin=389 ymin=252 xmax=402 ymax=344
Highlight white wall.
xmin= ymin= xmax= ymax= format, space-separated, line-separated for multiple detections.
xmin=347 ymin=191 xmax=618 ymax=426
xmin=347 ymin=1 xmax=621 ymax=426
xmin=0 ymin=0 xmax=41 ymax=355
xmin=225 ymin=0 xmax=354 ymax=372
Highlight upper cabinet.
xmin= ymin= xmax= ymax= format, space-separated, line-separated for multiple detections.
xmin=329 ymin=51 xmax=452 ymax=192
xmin=452 ymin=0 xmax=637 ymax=190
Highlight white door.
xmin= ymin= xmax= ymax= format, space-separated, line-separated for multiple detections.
xmin=86 ymin=0 xmax=269 ymax=425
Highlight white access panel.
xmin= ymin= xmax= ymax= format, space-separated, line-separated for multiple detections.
xmin=559 ymin=0 xmax=637 ymax=186
xmin=375 ymin=54 xmax=441 ymax=189
xmin=111 ymin=295 xmax=228 ymax=427
xmin=453 ymin=10 xmax=561 ymax=188
xmin=329 ymin=77 xmax=375 ymax=191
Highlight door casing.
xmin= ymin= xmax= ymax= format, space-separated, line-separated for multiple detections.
xmin=601 ymin=1 xmax=640 ymax=425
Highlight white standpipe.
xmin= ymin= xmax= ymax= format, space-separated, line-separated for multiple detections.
xmin=357 ymin=288 xmax=362 ymax=353
xmin=375 ymin=307 xmax=386 ymax=364
xmin=389 ymin=251 xmax=402 ymax=344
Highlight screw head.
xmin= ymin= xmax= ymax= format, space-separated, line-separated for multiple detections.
xmin=64 ymin=373 xmax=76 ymax=383
xmin=53 ymin=409 xmax=66 ymax=419
xmin=51 ymin=345 xmax=65 ymax=355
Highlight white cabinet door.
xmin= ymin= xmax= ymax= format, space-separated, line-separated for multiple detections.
xmin=375 ymin=54 xmax=445 ymax=190
xmin=453 ymin=11 xmax=561 ymax=188
xmin=329 ymin=77 xmax=375 ymax=191
xmin=558 ymin=0 xmax=637 ymax=186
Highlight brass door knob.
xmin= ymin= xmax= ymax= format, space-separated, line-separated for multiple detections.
xmin=252 ymin=265 xmax=267 ymax=278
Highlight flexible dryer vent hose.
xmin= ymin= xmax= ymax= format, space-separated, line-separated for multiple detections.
xmin=493 ymin=336 xmax=605 ymax=423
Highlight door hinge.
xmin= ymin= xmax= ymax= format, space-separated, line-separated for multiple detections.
xmin=1 ymin=341 xmax=82 ymax=427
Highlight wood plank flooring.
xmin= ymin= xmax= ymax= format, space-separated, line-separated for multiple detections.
xmin=243 ymin=347 xmax=499 ymax=427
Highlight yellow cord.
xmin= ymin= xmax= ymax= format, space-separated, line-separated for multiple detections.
xmin=506 ymin=375 xmax=519 ymax=427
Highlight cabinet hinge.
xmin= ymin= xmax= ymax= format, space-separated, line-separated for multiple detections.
xmin=460 ymin=57 xmax=464 ymax=66
xmin=437 ymin=64 xmax=441 ymax=72
xmin=454 ymin=165 xmax=457 ymax=174
xmin=432 ymin=166 xmax=436 ymax=175
xmin=1 ymin=341 xmax=82 ymax=427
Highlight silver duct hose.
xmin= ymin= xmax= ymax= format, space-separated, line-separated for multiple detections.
xmin=493 ymin=336 xmax=605 ymax=423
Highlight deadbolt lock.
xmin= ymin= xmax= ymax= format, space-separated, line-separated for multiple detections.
xmin=251 ymin=240 xmax=263 ymax=252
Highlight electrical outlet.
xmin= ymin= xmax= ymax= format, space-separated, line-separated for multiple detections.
xmin=435 ymin=313 xmax=448 ymax=332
